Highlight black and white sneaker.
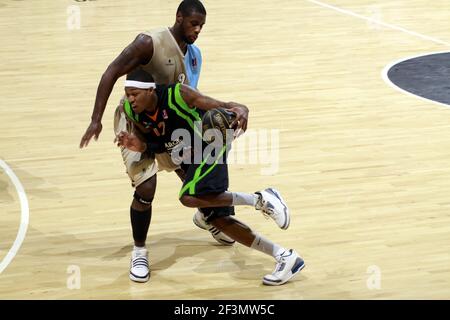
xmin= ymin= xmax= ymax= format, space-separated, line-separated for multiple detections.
xmin=193 ymin=210 xmax=235 ymax=246
xmin=263 ymin=249 xmax=305 ymax=286
xmin=129 ymin=248 xmax=150 ymax=283
xmin=255 ymin=188 xmax=290 ymax=230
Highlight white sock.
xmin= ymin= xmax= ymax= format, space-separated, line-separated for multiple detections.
xmin=134 ymin=245 xmax=146 ymax=252
xmin=251 ymin=234 xmax=286 ymax=258
xmin=231 ymin=192 xmax=258 ymax=206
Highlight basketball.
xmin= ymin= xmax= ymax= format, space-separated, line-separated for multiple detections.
xmin=202 ymin=108 xmax=236 ymax=144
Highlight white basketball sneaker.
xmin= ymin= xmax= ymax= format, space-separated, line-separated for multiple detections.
xmin=193 ymin=210 xmax=235 ymax=246
xmin=129 ymin=247 xmax=150 ymax=283
xmin=255 ymin=188 xmax=290 ymax=230
xmin=263 ymin=249 xmax=305 ymax=286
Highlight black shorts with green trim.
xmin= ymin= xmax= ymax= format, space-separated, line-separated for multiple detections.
xmin=179 ymin=144 xmax=234 ymax=222
xmin=180 ymin=162 xmax=229 ymax=196
xmin=179 ymin=144 xmax=230 ymax=197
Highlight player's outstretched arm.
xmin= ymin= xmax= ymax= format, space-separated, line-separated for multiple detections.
xmin=180 ymin=84 xmax=249 ymax=132
xmin=79 ymin=34 xmax=154 ymax=148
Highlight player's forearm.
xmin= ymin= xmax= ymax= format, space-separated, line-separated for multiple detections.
xmin=181 ymin=85 xmax=224 ymax=110
xmin=196 ymin=95 xmax=247 ymax=113
xmin=192 ymin=94 xmax=228 ymax=111
xmin=223 ymin=101 xmax=248 ymax=111
xmin=90 ymin=69 xmax=119 ymax=123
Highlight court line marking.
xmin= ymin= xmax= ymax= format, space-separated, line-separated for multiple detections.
xmin=306 ymin=0 xmax=450 ymax=107
xmin=306 ymin=0 xmax=450 ymax=46
xmin=382 ymin=51 xmax=450 ymax=108
xmin=381 ymin=51 xmax=450 ymax=108
xmin=0 ymin=159 xmax=29 ymax=275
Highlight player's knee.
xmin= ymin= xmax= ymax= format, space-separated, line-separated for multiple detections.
xmin=132 ymin=191 xmax=154 ymax=211
xmin=179 ymin=195 xmax=199 ymax=208
xmin=136 ymin=175 xmax=156 ymax=198
xmin=133 ymin=176 xmax=156 ymax=210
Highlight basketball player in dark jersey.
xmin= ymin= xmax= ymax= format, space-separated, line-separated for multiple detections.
xmin=79 ymin=1 xmax=236 ymax=282
xmin=116 ymin=69 xmax=305 ymax=286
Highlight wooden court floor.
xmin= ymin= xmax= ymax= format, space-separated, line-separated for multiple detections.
xmin=1 ymin=0 xmax=449 ymax=299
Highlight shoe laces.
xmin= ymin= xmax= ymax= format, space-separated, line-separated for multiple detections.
xmin=273 ymin=250 xmax=296 ymax=274
xmin=132 ymin=249 xmax=148 ymax=266
xmin=262 ymin=201 xmax=276 ymax=218
xmin=132 ymin=257 xmax=148 ymax=267
xmin=255 ymin=193 xmax=275 ymax=218
xmin=274 ymin=262 xmax=286 ymax=273
xmin=273 ymin=257 xmax=287 ymax=273
xmin=262 ymin=212 xmax=270 ymax=221
xmin=275 ymin=249 xmax=292 ymax=263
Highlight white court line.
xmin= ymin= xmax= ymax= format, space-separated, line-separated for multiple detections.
xmin=306 ymin=0 xmax=450 ymax=46
xmin=0 ymin=160 xmax=29 ymax=274
xmin=306 ymin=0 xmax=450 ymax=106
xmin=382 ymin=51 xmax=450 ymax=108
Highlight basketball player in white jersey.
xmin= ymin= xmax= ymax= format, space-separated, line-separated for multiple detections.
xmin=79 ymin=1 xmax=234 ymax=282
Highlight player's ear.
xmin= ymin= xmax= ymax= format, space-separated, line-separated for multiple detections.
xmin=176 ymin=12 xmax=183 ymax=25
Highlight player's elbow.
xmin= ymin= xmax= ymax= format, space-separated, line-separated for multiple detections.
xmin=179 ymin=195 xmax=199 ymax=208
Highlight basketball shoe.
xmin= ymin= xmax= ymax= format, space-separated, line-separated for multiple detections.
xmin=129 ymin=247 xmax=150 ymax=283
xmin=263 ymin=249 xmax=305 ymax=286
xmin=255 ymin=188 xmax=290 ymax=230
xmin=193 ymin=210 xmax=235 ymax=246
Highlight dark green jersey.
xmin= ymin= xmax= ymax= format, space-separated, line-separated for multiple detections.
xmin=123 ymin=83 xmax=204 ymax=154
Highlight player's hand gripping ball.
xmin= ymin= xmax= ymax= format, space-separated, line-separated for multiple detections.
xmin=202 ymin=108 xmax=237 ymax=145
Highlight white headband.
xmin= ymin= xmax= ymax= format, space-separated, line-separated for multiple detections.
xmin=124 ymin=80 xmax=156 ymax=89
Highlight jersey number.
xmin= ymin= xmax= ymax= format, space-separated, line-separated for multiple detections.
xmin=152 ymin=121 xmax=166 ymax=137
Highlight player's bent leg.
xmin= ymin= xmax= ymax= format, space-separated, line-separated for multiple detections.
xmin=129 ymin=175 xmax=157 ymax=283
xmin=179 ymin=194 xmax=199 ymax=208
xmin=179 ymin=193 xmax=236 ymax=246
xmin=179 ymin=193 xmax=233 ymax=208
xmin=181 ymin=189 xmax=291 ymax=230
xmin=209 ymin=215 xmax=255 ymax=247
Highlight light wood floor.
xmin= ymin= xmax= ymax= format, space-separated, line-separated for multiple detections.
xmin=1 ymin=0 xmax=449 ymax=299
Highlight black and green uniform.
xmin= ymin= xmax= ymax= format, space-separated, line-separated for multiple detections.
xmin=124 ymin=83 xmax=234 ymax=222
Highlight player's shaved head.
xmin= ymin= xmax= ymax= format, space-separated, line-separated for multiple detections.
xmin=177 ymin=0 xmax=206 ymax=17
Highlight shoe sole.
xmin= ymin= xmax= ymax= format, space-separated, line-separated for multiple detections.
xmin=262 ymin=258 xmax=305 ymax=286
xmin=267 ymin=188 xmax=290 ymax=230
xmin=129 ymin=272 xmax=150 ymax=283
